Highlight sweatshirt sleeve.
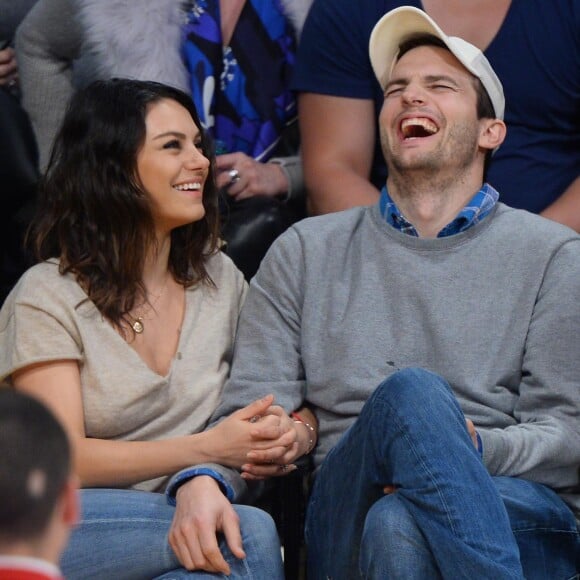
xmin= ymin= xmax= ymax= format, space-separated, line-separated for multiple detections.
xmin=210 ymin=226 xmax=307 ymax=423
xmin=165 ymin=463 xmax=247 ymax=504
xmin=479 ymin=238 xmax=580 ymax=490
xmin=15 ymin=0 xmax=82 ymax=170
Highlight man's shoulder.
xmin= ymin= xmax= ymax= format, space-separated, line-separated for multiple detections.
xmin=493 ymin=204 xmax=580 ymax=247
xmin=289 ymin=205 xmax=374 ymax=243
xmin=256 ymin=205 xmax=376 ymax=279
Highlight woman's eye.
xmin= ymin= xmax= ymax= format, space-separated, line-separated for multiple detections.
xmin=194 ymin=140 xmax=204 ymax=151
xmin=163 ymin=139 xmax=181 ymax=150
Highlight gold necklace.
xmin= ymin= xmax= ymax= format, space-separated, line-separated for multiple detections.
xmin=130 ymin=277 xmax=169 ymax=334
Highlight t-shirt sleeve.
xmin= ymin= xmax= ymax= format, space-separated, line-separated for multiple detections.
xmin=0 ymin=267 xmax=83 ymax=381
xmin=292 ymin=0 xmax=378 ymax=99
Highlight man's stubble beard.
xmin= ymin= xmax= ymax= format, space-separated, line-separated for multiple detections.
xmin=380 ymin=121 xmax=480 ymax=182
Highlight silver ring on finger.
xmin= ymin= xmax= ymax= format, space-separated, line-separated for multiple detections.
xmin=228 ymin=168 xmax=240 ymax=184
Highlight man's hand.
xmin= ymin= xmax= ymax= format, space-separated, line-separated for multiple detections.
xmin=241 ymin=406 xmax=306 ymax=480
xmin=466 ymin=418 xmax=478 ymax=449
xmin=169 ymin=476 xmax=245 ymax=575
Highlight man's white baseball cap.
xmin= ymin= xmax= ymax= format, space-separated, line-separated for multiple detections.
xmin=368 ymin=6 xmax=505 ymax=120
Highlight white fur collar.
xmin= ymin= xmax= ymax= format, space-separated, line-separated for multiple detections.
xmin=76 ymin=0 xmax=314 ymax=90
xmin=77 ymin=0 xmax=190 ymax=91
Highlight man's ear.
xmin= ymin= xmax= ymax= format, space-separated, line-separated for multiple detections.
xmin=479 ymin=118 xmax=506 ymax=151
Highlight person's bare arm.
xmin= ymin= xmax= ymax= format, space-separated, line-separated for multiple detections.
xmin=540 ymin=175 xmax=580 ymax=233
xmin=0 ymin=46 xmax=18 ymax=85
xmin=12 ymin=361 xmax=293 ymax=487
xmin=299 ymin=93 xmax=380 ymax=215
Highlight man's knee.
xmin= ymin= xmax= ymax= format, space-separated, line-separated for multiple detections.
xmin=372 ymin=367 xmax=452 ymax=409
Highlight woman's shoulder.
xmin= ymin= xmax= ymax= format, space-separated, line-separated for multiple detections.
xmin=186 ymin=251 xmax=247 ymax=310
xmin=16 ymin=259 xmax=75 ymax=289
xmin=204 ymin=250 xmax=246 ymax=289
xmin=5 ymin=259 xmax=84 ymax=310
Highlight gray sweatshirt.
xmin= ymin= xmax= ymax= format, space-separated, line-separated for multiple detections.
xmin=208 ymin=202 xmax=580 ymax=515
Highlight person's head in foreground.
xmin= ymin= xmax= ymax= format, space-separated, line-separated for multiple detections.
xmin=0 ymin=387 xmax=77 ymax=565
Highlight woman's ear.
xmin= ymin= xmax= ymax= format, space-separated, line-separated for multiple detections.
xmin=479 ymin=118 xmax=506 ymax=151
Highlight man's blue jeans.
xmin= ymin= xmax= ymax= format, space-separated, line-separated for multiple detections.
xmin=305 ymin=368 xmax=579 ymax=579
xmin=61 ymin=489 xmax=284 ymax=579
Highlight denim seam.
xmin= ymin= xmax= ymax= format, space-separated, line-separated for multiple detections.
xmin=375 ymin=393 xmax=458 ymax=536
xmin=511 ymin=526 xmax=579 ymax=533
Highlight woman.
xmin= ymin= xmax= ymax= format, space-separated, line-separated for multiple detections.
xmin=0 ymin=78 xmax=288 ymax=578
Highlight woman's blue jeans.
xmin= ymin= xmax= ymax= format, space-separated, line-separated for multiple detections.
xmin=61 ymin=488 xmax=284 ymax=579
xmin=305 ymin=368 xmax=579 ymax=579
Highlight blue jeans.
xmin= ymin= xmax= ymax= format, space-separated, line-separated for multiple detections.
xmin=61 ymin=489 xmax=284 ymax=579
xmin=305 ymin=368 xmax=579 ymax=579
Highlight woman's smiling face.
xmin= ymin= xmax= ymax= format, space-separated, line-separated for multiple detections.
xmin=136 ymin=98 xmax=210 ymax=235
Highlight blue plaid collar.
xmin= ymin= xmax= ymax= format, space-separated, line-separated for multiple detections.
xmin=379 ymin=183 xmax=499 ymax=237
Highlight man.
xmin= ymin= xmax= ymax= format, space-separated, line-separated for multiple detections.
xmin=0 ymin=388 xmax=77 ymax=580
xmin=168 ymin=7 xmax=580 ymax=578
xmin=293 ymin=0 xmax=580 ymax=233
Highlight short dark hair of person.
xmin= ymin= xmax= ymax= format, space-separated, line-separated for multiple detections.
xmin=0 ymin=387 xmax=71 ymax=543
xmin=28 ymin=78 xmax=221 ymax=333
xmin=396 ymin=34 xmax=496 ymax=177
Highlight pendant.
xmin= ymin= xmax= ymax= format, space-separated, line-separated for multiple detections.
xmin=132 ymin=317 xmax=144 ymax=334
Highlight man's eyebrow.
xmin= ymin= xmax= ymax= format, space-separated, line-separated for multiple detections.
xmin=385 ymin=74 xmax=461 ymax=91
xmin=385 ymin=76 xmax=409 ymax=90
xmin=423 ymin=74 xmax=460 ymax=87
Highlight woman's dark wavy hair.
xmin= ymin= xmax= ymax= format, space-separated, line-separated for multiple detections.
xmin=29 ymin=78 xmax=220 ymax=327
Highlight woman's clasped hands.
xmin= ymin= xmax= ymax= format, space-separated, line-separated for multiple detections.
xmin=204 ymin=394 xmax=303 ymax=479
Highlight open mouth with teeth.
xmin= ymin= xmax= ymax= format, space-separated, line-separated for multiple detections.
xmin=172 ymin=182 xmax=202 ymax=191
xmin=400 ymin=117 xmax=439 ymax=140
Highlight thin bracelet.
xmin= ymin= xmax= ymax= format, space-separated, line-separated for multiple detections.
xmin=291 ymin=411 xmax=316 ymax=454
